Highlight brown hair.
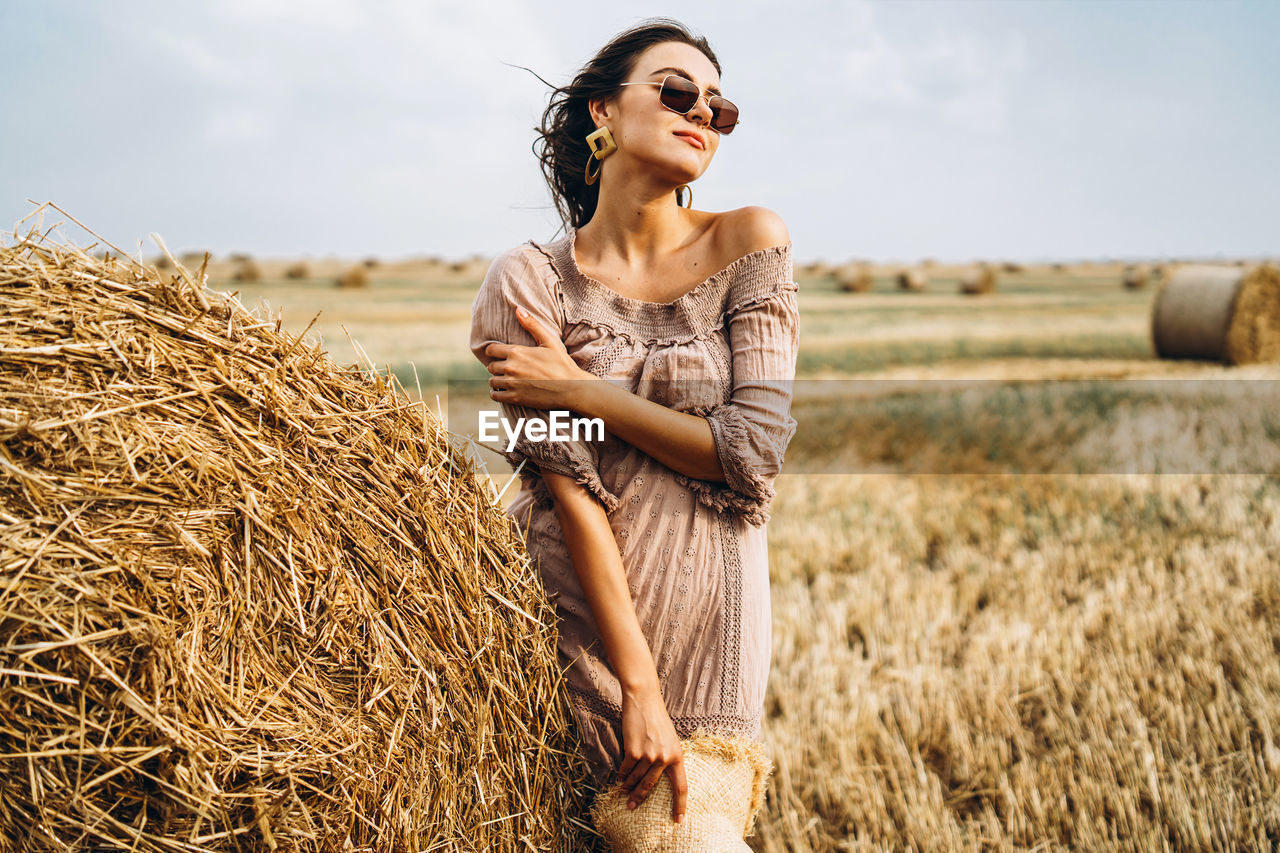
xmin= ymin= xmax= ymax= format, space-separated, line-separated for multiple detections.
xmin=533 ymin=18 xmax=721 ymax=230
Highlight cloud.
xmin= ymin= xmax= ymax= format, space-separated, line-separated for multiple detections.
xmin=839 ymin=13 xmax=1028 ymax=134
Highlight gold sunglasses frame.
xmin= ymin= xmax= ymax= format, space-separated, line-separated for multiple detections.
xmin=616 ymin=74 xmax=741 ymax=134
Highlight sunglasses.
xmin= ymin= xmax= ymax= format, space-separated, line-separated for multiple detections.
xmin=617 ymin=74 xmax=740 ymax=135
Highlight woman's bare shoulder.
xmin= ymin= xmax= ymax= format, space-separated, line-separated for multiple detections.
xmin=707 ymin=206 xmax=791 ymax=261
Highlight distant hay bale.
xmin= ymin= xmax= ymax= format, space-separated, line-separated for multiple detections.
xmin=336 ymin=265 xmax=369 ymax=288
xmin=232 ymin=258 xmax=262 ymax=282
xmin=896 ymin=268 xmax=929 ymax=291
xmin=1151 ymin=263 xmax=1280 ymax=364
xmin=228 ymin=252 xmax=252 ymax=264
xmin=181 ymin=250 xmax=210 ymax=266
xmin=1123 ymin=265 xmax=1149 ymax=289
xmin=799 ymin=261 xmax=831 ymax=278
xmin=835 ymin=262 xmax=873 ymax=293
xmin=153 ymin=253 xmax=173 ymax=270
xmin=0 ymin=228 xmax=595 ymax=850
xmin=1001 ymin=261 xmax=1025 ymax=274
xmin=284 ymin=260 xmax=311 ymax=279
xmin=959 ymin=265 xmax=998 ymax=295
xmin=362 ymin=256 xmax=380 ymax=269
xmin=1050 ymin=262 xmax=1068 ymax=273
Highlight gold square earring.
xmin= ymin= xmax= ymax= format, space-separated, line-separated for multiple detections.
xmin=584 ymin=126 xmax=617 ymax=185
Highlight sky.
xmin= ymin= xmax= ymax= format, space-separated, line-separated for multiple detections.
xmin=2 ymin=0 xmax=1277 ymax=264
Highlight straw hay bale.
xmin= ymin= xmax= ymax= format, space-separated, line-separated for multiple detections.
xmin=336 ymin=265 xmax=369 ymax=289
xmin=362 ymin=257 xmax=380 ymax=269
xmin=1151 ymin=263 xmax=1280 ymax=364
xmin=232 ymin=258 xmax=263 ymax=282
xmin=798 ymin=261 xmax=831 ymax=278
xmin=0 ymin=229 xmax=595 ymax=851
xmin=835 ymin=262 xmax=873 ymax=293
xmin=1001 ymin=261 xmax=1025 ymax=273
xmin=896 ymin=268 xmax=928 ymax=292
xmin=959 ymin=265 xmax=997 ymax=295
xmin=284 ymin=261 xmax=311 ymax=279
xmin=1123 ymin=265 xmax=1148 ymax=289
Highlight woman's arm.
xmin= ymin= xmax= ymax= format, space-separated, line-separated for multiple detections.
xmin=485 ymin=311 xmax=726 ymax=483
xmin=486 ymin=208 xmax=790 ymax=485
xmin=540 ymin=469 xmax=688 ymax=822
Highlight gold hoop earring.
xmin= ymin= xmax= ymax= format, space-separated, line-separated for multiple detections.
xmin=676 ymin=184 xmax=693 ymax=208
xmin=584 ymin=126 xmax=616 ymax=186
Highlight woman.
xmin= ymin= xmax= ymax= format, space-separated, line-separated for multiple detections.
xmin=469 ymin=18 xmax=798 ymax=850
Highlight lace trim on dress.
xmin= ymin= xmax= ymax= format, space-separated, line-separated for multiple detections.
xmin=528 ymin=230 xmax=793 ymax=346
xmin=507 ymin=440 xmax=621 ymax=514
xmin=672 ymin=403 xmax=778 ymax=527
xmin=568 ymin=684 xmax=763 ymax=741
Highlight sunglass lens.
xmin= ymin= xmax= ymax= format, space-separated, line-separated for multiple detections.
xmin=660 ymin=76 xmax=700 ymax=114
xmin=709 ymin=97 xmax=739 ymax=134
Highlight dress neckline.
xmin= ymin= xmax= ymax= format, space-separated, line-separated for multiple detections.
xmin=562 ymin=227 xmax=792 ymax=309
xmin=528 ymin=229 xmax=794 ymax=346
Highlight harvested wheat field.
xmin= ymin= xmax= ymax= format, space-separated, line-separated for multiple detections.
xmin=0 ymin=223 xmax=596 ymax=851
xmin=12 ymin=222 xmax=1280 ymax=852
xmin=756 ymin=471 xmax=1280 ymax=851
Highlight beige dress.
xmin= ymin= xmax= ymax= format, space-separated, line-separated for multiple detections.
xmin=468 ymin=228 xmax=799 ymax=791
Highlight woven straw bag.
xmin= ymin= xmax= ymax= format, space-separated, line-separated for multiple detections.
xmin=590 ymin=734 xmax=772 ymax=853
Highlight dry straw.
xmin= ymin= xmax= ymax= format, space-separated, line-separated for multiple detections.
xmin=958 ymin=265 xmax=997 ymax=295
xmin=896 ymin=268 xmax=928 ymax=292
xmin=336 ymin=266 xmax=369 ymax=289
xmin=834 ymin=262 xmax=873 ymax=293
xmin=1151 ymin=263 xmax=1280 ymax=364
xmin=0 ymin=207 xmax=598 ymax=852
xmin=232 ymin=257 xmax=263 ymax=282
xmin=1122 ymin=264 xmax=1148 ymax=289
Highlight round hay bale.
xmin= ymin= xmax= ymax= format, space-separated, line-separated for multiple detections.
xmin=153 ymin=253 xmax=173 ymax=270
xmin=959 ymin=265 xmax=997 ymax=295
xmin=835 ymin=262 xmax=873 ymax=293
xmin=336 ymin=265 xmax=369 ymax=288
xmin=362 ymin=256 xmax=380 ymax=269
xmin=181 ymin=250 xmax=210 ymax=266
xmin=0 ymin=231 xmax=595 ymax=850
xmin=1123 ymin=265 xmax=1149 ymax=289
xmin=1151 ymin=263 xmax=1280 ymax=364
xmin=1001 ymin=261 xmax=1025 ymax=273
xmin=284 ymin=260 xmax=311 ymax=279
xmin=896 ymin=268 xmax=929 ymax=291
xmin=799 ymin=261 xmax=831 ymax=278
xmin=232 ymin=258 xmax=262 ymax=282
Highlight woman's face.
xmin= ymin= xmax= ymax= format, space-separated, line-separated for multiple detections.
xmin=602 ymin=41 xmax=723 ymax=187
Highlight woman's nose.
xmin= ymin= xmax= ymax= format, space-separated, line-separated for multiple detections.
xmin=686 ymin=96 xmax=714 ymax=126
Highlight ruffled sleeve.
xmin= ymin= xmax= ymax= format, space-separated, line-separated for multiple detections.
xmin=675 ymin=263 xmax=799 ymax=527
xmin=468 ymin=244 xmax=620 ymax=513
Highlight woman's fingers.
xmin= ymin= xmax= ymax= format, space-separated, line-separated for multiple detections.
xmin=627 ymin=760 xmax=667 ymax=810
xmin=621 ymin=756 xmax=652 ymax=794
xmin=668 ymin=760 xmax=688 ymax=822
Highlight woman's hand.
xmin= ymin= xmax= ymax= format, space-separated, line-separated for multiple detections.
xmin=484 ymin=307 xmax=596 ymax=411
xmin=618 ymin=683 xmax=688 ymax=823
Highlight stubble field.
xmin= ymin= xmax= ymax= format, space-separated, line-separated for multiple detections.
xmin=212 ymin=255 xmax=1280 ymax=852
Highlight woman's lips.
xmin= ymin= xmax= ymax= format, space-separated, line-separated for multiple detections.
xmin=674 ymin=131 xmax=705 ymax=150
